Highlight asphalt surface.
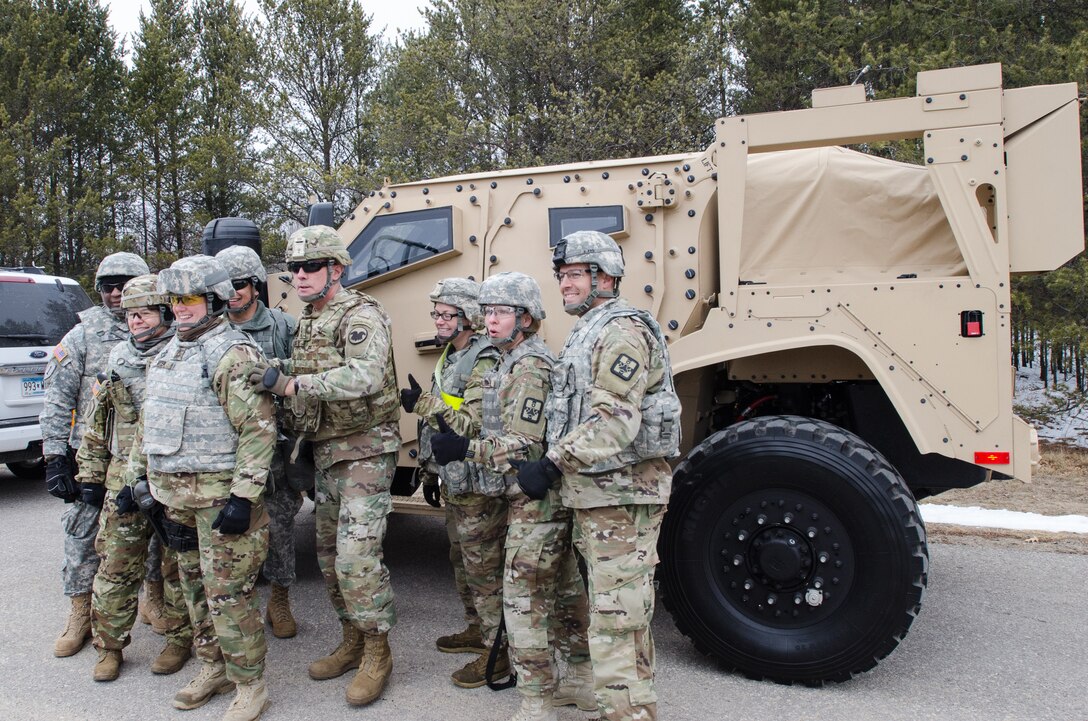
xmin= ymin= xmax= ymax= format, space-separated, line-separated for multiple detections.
xmin=1 ymin=470 xmax=1085 ymax=721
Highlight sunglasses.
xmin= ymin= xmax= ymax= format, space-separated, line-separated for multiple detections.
xmin=231 ymin=278 xmax=252 ymax=290
xmin=99 ymin=281 xmax=126 ymax=293
xmin=288 ymin=260 xmax=328 ymax=274
xmin=168 ymin=294 xmax=205 ymax=306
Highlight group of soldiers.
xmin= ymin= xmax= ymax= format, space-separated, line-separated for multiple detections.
xmin=39 ymin=225 xmax=679 ymax=721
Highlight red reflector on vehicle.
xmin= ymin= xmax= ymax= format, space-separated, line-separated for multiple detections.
xmin=974 ymin=451 xmax=1010 ymax=465
xmin=0 ymin=276 xmax=35 ymax=283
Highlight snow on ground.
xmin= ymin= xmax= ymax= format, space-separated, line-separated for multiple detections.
xmin=920 ymin=503 xmax=1088 ymax=534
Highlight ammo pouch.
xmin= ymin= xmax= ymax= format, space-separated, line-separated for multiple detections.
xmin=283 ymin=394 xmax=321 ymax=435
xmin=280 ymin=436 xmax=316 ymax=493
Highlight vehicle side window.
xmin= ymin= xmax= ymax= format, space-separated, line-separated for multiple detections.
xmin=343 ymin=207 xmax=454 ymax=285
xmin=548 ymin=206 xmax=625 ymax=247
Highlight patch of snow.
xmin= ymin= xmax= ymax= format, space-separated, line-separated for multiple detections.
xmin=920 ymin=503 xmax=1088 ymax=534
xmin=1015 ymin=366 xmax=1088 ymax=448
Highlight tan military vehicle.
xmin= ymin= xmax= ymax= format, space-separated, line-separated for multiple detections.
xmin=272 ymin=63 xmax=1085 ymax=683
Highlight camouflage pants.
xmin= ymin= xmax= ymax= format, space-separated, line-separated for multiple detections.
xmin=505 ymin=487 xmax=590 ymax=697
xmin=262 ymin=480 xmax=303 ymax=587
xmin=145 ymin=534 xmax=163 ymax=582
xmin=170 ymin=504 xmax=269 ymax=684
xmin=573 ymin=504 xmax=666 ymax=721
xmin=446 ymin=487 xmax=508 ymax=644
xmin=61 ymin=499 xmax=100 ymax=596
xmin=315 ymin=452 xmax=397 ymax=634
xmin=91 ymin=490 xmax=192 ymax=650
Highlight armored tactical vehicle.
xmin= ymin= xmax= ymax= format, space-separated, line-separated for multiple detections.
xmin=272 ymin=64 xmax=1085 ymax=683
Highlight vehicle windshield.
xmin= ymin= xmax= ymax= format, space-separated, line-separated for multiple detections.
xmin=0 ymin=281 xmax=93 ymax=347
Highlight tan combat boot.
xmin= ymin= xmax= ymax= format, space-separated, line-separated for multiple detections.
xmin=509 ymin=694 xmax=558 ymax=721
xmin=345 ymin=632 xmax=392 ymax=706
xmin=139 ymin=579 xmax=168 ymax=635
xmin=222 ymin=679 xmax=270 ymax=721
xmin=451 ymin=645 xmax=510 ymax=689
xmin=54 ymin=593 xmax=92 ymax=657
xmin=552 ymin=661 xmax=596 ymax=711
xmin=151 ymin=641 xmax=191 ymax=675
xmin=172 ymin=660 xmax=235 ymax=710
xmin=266 ymin=584 xmax=297 ymax=639
xmin=308 ymin=620 xmax=365 ymax=680
xmin=436 ymin=623 xmax=486 ymax=654
xmin=92 ymin=649 xmax=123 ymax=682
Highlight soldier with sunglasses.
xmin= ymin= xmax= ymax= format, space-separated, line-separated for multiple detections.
xmin=216 ymin=244 xmax=302 ymax=640
xmin=40 ymin=251 xmax=150 ymax=658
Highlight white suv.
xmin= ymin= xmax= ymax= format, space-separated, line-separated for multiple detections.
xmin=0 ymin=269 xmax=92 ymax=477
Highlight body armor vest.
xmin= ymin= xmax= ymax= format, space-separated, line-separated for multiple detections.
xmin=73 ymin=306 xmax=129 ymax=447
xmin=142 ymin=323 xmax=254 ymax=473
xmin=481 ymin=335 xmax=554 ymax=491
xmin=422 ymin=335 xmax=499 ymax=496
xmin=237 ymin=303 xmax=293 ymax=361
xmin=284 ymin=290 xmax=399 ymax=440
xmin=106 ymin=333 xmax=173 ymax=459
xmin=545 ymin=300 xmax=681 ymax=472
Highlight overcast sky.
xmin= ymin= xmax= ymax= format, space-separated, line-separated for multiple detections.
xmin=103 ymin=0 xmax=428 ymax=49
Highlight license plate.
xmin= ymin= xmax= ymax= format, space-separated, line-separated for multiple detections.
xmin=21 ymin=376 xmax=44 ymax=397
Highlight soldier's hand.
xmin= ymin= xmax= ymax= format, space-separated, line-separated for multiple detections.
xmin=248 ymin=362 xmax=296 ymax=397
xmin=400 ymin=373 xmax=422 ymax=413
xmin=45 ymin=454 xmax=79 ymax=502
xmin=79 ymin=482 xmax=106 ymax=509
xmin=511 ymin=457 xmax=562 ymax=500
xmin=212 ymin=494 xmax=252 ymax=535
xmin=115 ymin=485 xmax=138 ymax=515
xmin=431 ymin=413 xmax=470 ymax=465
xmin=422 ymin=482 xmax=441 ymax=508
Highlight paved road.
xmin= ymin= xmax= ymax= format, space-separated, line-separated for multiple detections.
xmin=1 ymin=471 xmax=1084 ymax=721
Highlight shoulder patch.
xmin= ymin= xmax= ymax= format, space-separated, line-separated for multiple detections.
xmin=53 ymin=344 xmax=69 ymax=363
xmin=610 ymin=353 xmax=640 ymax=382
xmin=348 ymin=327 xmax=369 ymax=345
xmin=520 ymin=397 xmax=544 ymax=424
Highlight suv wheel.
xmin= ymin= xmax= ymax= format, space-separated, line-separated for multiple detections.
xmin=6 ymin=458 xmax=45 ymax=480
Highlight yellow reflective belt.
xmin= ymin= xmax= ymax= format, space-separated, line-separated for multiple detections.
xmin=434 ymin=344 xmax=465 ymax=411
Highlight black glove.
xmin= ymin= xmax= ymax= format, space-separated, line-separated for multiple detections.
xmin=212 ymin=495 xmax=252 ymax=535
xmin=115 ymin=485 xmax=138 ymax=515
xmin=431 ymin=414 xmax=469 ymax=465
xmin=80 ymin=482 xmax=106 ymax=508
xmin=511 ymin=456 xmax=562 ymax=500
xmin=45 ymin=455 xmax=79 ymax=502
xmin=248 ymin=362 xmax=295 ymax=397
xmin=422 ymin=483 xmax=441 ymax=508
xmin=400 ymin=373 xmax=422 ymax=413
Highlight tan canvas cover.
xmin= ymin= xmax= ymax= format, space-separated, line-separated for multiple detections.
xmin=739 ymin=147 xmax=966 ymax=284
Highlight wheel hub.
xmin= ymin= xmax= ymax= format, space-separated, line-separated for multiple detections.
xmin=751 ymin=527 xmax=810 ymax=585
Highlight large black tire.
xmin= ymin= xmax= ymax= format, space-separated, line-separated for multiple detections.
xmin=659 ymin=415 xmax=927 ymax=684
xmin=6 ymin=458 xmax=45 ymax=480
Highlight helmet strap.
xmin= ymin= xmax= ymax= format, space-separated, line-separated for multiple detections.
xmin=298 ymin=260 xmax=337 ymax=303
xmin=565 ymin=264 xmax=615 ymax=316
xmin=489 ymin=310 xmax=528 ymax=348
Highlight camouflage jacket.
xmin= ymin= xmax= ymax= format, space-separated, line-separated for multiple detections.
xmin=545 ymin=300 xmax=673 ymax=508
xmin=231 ymin=302 xmax=296 ymax=361
xmin=127 ymin=320 xmax=275 ymax=509
xmin=283 ymin=288 xmax=400 ymax=466
xmin=40 ymin=305 xmax=129 ymax=456
xmin=75 ymin=329 xmax=174 ymax=492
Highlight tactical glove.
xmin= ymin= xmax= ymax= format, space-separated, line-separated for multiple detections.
xmin=422 ymin=482 xmax=441 ymax=508
xmin=400 ymin=373 xmax=422 ymax=413
xmin=248 ymin=362 xmax=296 ymax=397
xmin=45 ymin=454 xmax=79 ymax=502
xmin=212 ymin=495 xmax=252 ymax=535
xmin=511 ymin=456 xmax=562 ymax=500
xmin=115 ymin=485 xmax=138 ymax=515
xmin=80 ymin=482 xmax=106 ymax=509
xmin=431 ymin=414 xmax=469 ymax=465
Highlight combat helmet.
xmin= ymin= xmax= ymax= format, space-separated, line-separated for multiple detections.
xmin=121 ymin=274 xmax=173 ymax=342
xmin=478 ymin=272 xmax=545 ymax=347
xmin=96 ymin=252 xmax=150 ymax=286
xmin=551 ymin=230 xmax=624 ymax=315
xmin=157 ymin=255 xmax=236 ymax=329
xmin=429 ymin=277 xmax=482 ymax=341
xmin=216 ymin=245 xmax=267 ymax=284
xmin=285 ymin=225 xmax=351 ymax=302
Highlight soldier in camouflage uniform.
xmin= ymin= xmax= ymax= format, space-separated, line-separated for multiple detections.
xmin=217 ymin=244 xmax=303 ymax=640
xmin=517 ymin=231 xmax=681 ymax=721
xmin=127 ymin=256 xmax=276 ymax=721
xmin=41 ymin=251 xmax=150 ymax=658
xmin=430 ymin=272 xmax=593 ymax=721
xmin=399 ymin=278 xmax=511 ymax=685
xmin=77 ymin=274 xmax=193 ymax=681
xmin=248 ymin=226 xmax=400 ymax=707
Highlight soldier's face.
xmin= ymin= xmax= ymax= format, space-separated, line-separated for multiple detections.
xmin=432 ymin=302 xmax=461 ymax=336
xmin=100 ymin=285 xmax=124 ymax=311
xmin=172 ymin=296 xmax=208 ymax=326
xmin=484 ymin=305 xmax=521 ymax=342
xmin=293 ymin=261 xmax=342 ymax=301
xmin=557 ymin=263 xmax=615 ymax=309
xmin=228 ymin=280 xmax=256 ymax=311
xmin=126 ymin=307 xmax=164 ymax=337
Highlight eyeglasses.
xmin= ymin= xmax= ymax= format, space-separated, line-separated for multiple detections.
xmin=99 ymin=281 xmax=126 ymax=293
xmin=554 ymin=268 xmax=588 ymax=282
xmin=231 ymin=278 xmax=252 ymax=290
xmin=483 ymin=305 xmax=519 ymax=317
xmin=429 ymin=311 xmax=462 ymax=321
xmin=168 ymin=294 xmax=205 ymax=306
xmin=288 ymin=260 xmax=328 ymax=274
